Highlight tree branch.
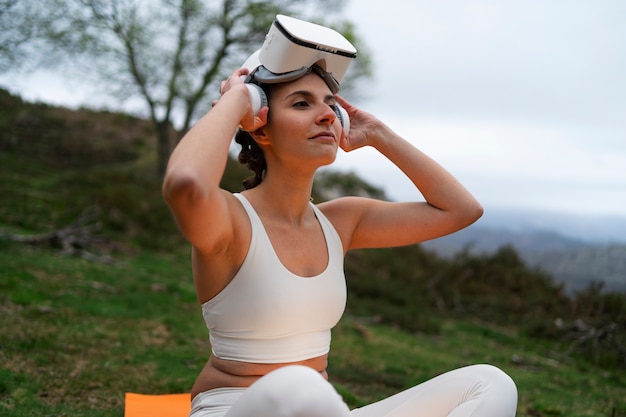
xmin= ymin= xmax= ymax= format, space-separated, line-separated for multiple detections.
xmin=1 ymin=206 xmax=115 ymax=265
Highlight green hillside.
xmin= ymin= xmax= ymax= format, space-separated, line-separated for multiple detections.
xmin=1 ymin=88 xmax=624 ymax=416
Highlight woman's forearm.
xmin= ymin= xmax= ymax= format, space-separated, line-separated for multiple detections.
xmin=370 ymin=123 xmax=483 ymax=221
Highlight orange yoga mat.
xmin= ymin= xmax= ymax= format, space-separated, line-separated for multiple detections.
xmin=124 ymin=393 xmax=191 ymax=417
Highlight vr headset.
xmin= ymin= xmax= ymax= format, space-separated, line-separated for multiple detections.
xmin=241 ymin=15 xmax=357 ymax=135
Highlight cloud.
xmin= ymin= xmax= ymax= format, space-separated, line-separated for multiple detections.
xmin=339 ymin=0 xmax=626 ymax=216
xmin=347 ymin=0 xmax=626 ymax=128
xmin=332 ymin=115 xmax=626 ymax=215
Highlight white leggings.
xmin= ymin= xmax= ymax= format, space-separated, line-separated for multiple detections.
xmin=189 ymin=364 xmax=518 ymax=417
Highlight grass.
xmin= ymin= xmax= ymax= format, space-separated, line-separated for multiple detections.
xmin=1 ymin=247 xmax=194 ymax=416
xmin=1 ymin=242 xmax=624 ymax=416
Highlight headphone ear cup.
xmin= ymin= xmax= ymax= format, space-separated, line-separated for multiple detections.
xmin=334 ymin=104 xmax=350 ymax=137
xmin=244 ymin=83 xmax=268 ymax=115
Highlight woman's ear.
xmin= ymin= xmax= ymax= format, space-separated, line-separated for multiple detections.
xmin=249 ymin=126 xmax=270 ymax=145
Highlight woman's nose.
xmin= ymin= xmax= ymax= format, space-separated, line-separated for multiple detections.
xmin=317 ymin=103 xmax=337 ymax=125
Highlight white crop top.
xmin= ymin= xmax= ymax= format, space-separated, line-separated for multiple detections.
xmin=201 ymin=193 xmax=347 ymax=363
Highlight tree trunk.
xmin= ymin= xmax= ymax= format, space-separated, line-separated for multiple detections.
xmin=156 ymin=121 xmax=174 ymax=178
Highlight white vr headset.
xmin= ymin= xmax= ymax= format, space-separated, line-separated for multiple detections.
xmin=241 ymin=15 xmax=357 ymax=135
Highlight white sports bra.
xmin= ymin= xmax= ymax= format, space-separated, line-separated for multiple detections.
xmin=201 ymin=193 xmax=347 ymax=363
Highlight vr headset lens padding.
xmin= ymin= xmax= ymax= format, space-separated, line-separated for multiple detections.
xmin=248 ymin=64 xmax=340 ymax=94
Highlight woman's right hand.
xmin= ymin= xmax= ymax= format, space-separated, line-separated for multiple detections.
xmin=218 ymin=68 xmax=268 ymax=132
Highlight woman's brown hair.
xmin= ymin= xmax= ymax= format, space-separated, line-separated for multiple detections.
xmin=234 ymin=83 xmax=272 ymax=189
xmin=235 ymin=129 xmax=267 ymax=189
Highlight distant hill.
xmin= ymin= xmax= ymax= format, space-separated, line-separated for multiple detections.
xmin=422 ymin=223 xmax=626 ymax=293
xmin=478 ymin=208 xmax=626 ymax=245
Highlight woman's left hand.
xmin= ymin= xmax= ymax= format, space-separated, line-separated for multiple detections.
xmin=335 ymin=95 xmax=381 ymax=152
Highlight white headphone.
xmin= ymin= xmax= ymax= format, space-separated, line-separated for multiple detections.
xmin=244 ymin=83 xmax=350 ymax=137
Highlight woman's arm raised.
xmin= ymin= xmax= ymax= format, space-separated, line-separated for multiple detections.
xmin=321 ymin=96 xmax=483 ymax=250
xmin=162 ymin=69 xmax=268 ymax=252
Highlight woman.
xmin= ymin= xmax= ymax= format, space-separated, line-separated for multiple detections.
xmin=163 ymin=55 xmax=517 ymax=416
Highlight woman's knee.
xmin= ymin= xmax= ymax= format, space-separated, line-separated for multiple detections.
xmin=473 ymin=364 xmax=517 ymax=395
xmin=241 ymin=365 xmax=350 ymax=416
xmin=262 ymin=365 xmax=325 ymax=392
xmin=471 ymin=364 xmax=518 ymax=414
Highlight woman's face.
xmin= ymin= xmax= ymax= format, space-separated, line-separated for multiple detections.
xmin=259 ymin=73 xmax=343 ymax=166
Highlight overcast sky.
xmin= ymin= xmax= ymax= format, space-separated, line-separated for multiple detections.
xmin=1 ymin=0 xmax=624 ymax=218
xmin=334 ymin=0 xmax=626 ymax=217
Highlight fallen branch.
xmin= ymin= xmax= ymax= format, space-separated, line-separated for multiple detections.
xmin=1 ymin=206 xmax=115 ymax=264
xmin=559 ymin=319 xmax=626 ymax=366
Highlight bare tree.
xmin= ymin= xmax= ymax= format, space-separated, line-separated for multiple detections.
xmin=35 ymin=0 xmax=369 ymax=176
xmin=0 ymin=0 xmax=65 ymax=71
